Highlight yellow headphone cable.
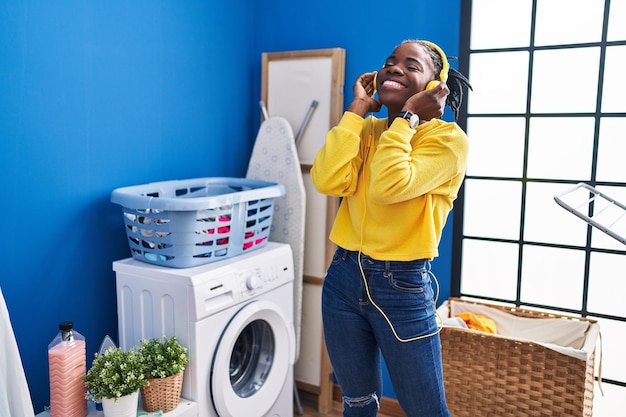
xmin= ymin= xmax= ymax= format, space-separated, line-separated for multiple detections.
xmin=357 ymin=116 xmax=443 ymax=343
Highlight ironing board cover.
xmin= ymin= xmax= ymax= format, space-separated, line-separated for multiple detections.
xmin=246 ymin=117 xmax=306 ymax=360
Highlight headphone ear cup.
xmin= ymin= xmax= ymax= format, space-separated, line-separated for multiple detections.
xmin=426 ymin=80 xmax=441 ymax=90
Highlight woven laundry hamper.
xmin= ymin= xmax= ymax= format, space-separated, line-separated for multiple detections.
xmin=439 ymin=298 xmax=599 ymax=417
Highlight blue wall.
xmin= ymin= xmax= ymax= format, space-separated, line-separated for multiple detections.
xmin=1 ymin=0 xmax=460 ymax=412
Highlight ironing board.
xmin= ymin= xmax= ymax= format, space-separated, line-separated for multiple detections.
xmin=246 ymin=117 xmax=306 ymax=360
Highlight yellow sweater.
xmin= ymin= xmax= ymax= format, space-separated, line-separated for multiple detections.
xmin=311 ymin=112 xmax=468 ymax=261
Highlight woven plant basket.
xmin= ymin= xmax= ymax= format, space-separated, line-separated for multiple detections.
xmin=440 ymin=298 xmax=597 ymax=417
xmin=140 ymin=371 xmax=184 ymax=413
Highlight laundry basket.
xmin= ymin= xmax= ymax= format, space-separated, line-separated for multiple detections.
xmin=438 ymin=297 xmax=599 ymax=417
xmin=111 ymin=177 xmax=285 ymax=268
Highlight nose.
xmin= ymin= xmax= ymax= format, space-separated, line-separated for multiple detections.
xmin=384 ymin=64 xmax=404 ymax=76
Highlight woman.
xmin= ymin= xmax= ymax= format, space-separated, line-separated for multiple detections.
xmin=310 ymin=40 xmax=471 ymax=417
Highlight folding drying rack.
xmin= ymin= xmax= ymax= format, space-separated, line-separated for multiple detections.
xmin=554 ymin=182 xmax=626 ymax=246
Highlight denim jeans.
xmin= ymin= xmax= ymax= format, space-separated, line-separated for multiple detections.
xmin=321 ymin=247 xmax=450 ymax=417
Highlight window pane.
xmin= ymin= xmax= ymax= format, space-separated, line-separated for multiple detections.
xmin=597 ymin=118 xmax=626 ymax=182
xmin=520 ymin=245 xmax=585 ymax=309
xmin=463 ymin=179 xmax=522 ymax=240
xmin=608 ymin=0 xmax=626 ymax=41
xmin=460 ymin=239 xmax=519 ymax=299
xmin=468 ymin=51 xmax=529 ymax=114
xmin=465 ymin=117 xmax=525 ymax=177
xmin=525 ymin=182 xmax=589 ymax=246
xmin=462 ymin=1 xmax=626 ymax=396
xmin=535 ymin=0 xmax=605 ymax=46
xmin=588 ymin=253 xmax=626 ymax=317
xmin=527 ymin=117 xmax=594 ymax=180
xmin=531 ymin=48 xmax=600 ymax=113
xmin=602 ymin=46 xmax=626 ymax=113
xmin=470 ymin=0 xmax=532 ymax=49
xmin=588 ymin=318 xmax=626 ymax=383
xmin=591 ymin=185 xmax=626 ymax=250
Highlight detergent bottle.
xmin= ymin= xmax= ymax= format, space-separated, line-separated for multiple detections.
xmin=48 ymin=321 xmax=87 ymax=417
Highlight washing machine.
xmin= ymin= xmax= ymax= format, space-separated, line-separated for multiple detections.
xmin=113 ymin=242 xmax=295 ymax=417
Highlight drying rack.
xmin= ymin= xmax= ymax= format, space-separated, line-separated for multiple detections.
xmin=554 ymin=182 xmax=626 ymax=246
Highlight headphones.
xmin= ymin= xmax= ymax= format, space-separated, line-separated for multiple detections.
xmin=373 ymin=41 xmax=449 ymax=92
xmin=423 ymin=41 xmax=450 ymax=90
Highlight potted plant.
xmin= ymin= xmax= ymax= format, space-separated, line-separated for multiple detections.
xmin=137 ymin=336 xmax=190 ymax=413
xmin=83 ymin=346 xmax=148 ymax=417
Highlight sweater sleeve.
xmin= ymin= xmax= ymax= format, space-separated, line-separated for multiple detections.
xmin=368 ymin=118 xmax=468 ymax=204
xmin=311 ymin=112 xmax=367 ymax=197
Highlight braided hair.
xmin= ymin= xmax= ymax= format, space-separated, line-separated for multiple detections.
xmin=404 ymin=40 xmax=472 ymax=120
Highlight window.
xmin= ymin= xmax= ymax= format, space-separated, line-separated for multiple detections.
xmin=455 ymin=1 xmax=626 ymax=414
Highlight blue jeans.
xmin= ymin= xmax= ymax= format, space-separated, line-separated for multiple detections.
xmin=322 ymin=247 xmax=450 ymax=417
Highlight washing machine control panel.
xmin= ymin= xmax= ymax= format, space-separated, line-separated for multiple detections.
xmin=190 ymin=243 xmax=294 ymax=321
xmin=236 ymin=261 xmax=288 ymax=297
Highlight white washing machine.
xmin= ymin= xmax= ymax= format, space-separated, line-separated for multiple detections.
xmin=113 ymin=242 xmax=295 ymax=417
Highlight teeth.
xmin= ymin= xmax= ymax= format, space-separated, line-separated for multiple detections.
xmin=383 ymin=80 xmax=403 ymax=89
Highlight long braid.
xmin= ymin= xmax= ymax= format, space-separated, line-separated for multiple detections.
xmin=445 ymin=66 xmax=472 ymax=120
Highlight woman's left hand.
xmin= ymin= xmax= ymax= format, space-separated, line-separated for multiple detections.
xmin=403 ymin=82 xmax=450 ymax=121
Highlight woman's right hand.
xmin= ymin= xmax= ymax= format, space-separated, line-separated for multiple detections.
xmin=347 ymin=71 xmax=381 ymax=117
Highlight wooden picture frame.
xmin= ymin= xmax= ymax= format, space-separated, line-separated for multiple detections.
xmin=262 ymin=48 xmax=345 ymax=166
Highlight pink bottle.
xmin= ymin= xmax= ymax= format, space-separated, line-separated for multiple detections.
xmin=48 ymin=321 xmax=87 ymax=417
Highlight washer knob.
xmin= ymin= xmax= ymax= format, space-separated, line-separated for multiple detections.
xmin=245 ymin=274 xmax=262 ymax=290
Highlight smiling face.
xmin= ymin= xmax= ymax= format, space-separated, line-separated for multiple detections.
xmin=377 ymin=42 xmax=438 ymax=112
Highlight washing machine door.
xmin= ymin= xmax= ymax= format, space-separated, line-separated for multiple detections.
xmin=211 ymin=299 xmax=295 ymax=417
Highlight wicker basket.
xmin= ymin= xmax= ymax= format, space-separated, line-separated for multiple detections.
xmin=440 ymin=298 xmax=598 ymax=417
xmin=140 ymin=371 xmax=184 ymax=413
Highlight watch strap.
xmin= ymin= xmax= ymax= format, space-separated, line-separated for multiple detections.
xmin=398 ymin=111 xmax=419 ymax=128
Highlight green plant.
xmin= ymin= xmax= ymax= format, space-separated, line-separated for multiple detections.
xmin=83 ymin=346 xmax=148 ymax=401
xmin=138 ymin=336 xmax=189 ymax=379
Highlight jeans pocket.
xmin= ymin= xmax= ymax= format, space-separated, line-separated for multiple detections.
xmin=387 ymin=270 xmax=428 ymax=294
xmin=330 ymin=248 xmax=345 ymax=265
